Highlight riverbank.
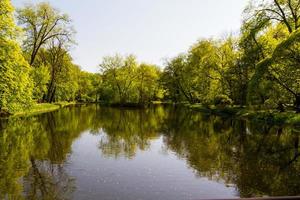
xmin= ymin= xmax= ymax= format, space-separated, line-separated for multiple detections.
xmin=97 ymin=102 xmax=300 ymax=126
xmin=188 ymin=104 xmax=300 ymax=126
xmin=4 ymin=101 xmax=300 ymax=126
xmin=12 ymin=102 xmax=77 ymax=118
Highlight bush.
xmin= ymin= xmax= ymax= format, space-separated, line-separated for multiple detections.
xmin=213 ymin=95 xmax=233 ymax=107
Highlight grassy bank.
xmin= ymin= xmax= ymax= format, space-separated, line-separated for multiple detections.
xmin=188 ymin=104 xmax=300 ymax=126
xmin=12 ymin=102 xmax=77 ymax=118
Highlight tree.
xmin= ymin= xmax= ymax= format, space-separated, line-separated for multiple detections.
xmin=246 ymin=0 xmax=300 ymax=33
xmin=0 ymin=0 xmax=33 ymax=114
xmin=16 ymin=2 xmax=76 ymax=104
xmin=31 ymin=64 xmax=50 ymax=101
xmin=162 ymin=39 xmax=224 ymax=104
xmin=77 ymin=71 xmax=101 ymax=102
xmin=246 ymin=0 xmax=300 ymax=111
xmin=161 ymin=55 xmax=188 ymax=103
xmin=55 ymin=62 xmax=79 ymax=102
xmin=99 ymin=54 xmax=139 ymax=104
xmin=249 ymin=29 xmax=300 ymax=111
xmin=137 ymin=64 xmax=162 ymax=103
xmin=187 ymin=39 xmax=223 ymax=104
xmin=17 ymin=2 xmax=74 ymax=66
xmin=214 ymin=37 xmax=239 ymax=103
xmin=32 ymin=37 xmax=75 ymax=103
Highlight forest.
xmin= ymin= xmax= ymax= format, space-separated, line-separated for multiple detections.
xmin=1 ymin=0 xmax=300 ymax=115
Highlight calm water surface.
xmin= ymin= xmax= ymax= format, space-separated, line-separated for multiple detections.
xmin=0 ymin=105 xmax=299 ymax=199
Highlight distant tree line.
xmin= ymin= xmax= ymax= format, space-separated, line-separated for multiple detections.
xmin=0 ymin=0 xmax=300 ymax=113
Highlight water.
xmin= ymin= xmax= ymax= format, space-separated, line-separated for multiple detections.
xmin=0 ymin=105 xmax=299 ymax=199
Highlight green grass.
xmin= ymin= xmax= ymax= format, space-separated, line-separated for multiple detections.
xmin=13 ymin=102 xmax=76 ymax=117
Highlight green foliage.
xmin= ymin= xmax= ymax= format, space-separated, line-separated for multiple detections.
xmin=248 ymin=29 xmax=300 ymax=109
xmin=55 ymin=61 xmax=79 ymax=102
xmin=0 ymin=0 xmax=33 ymax=113
xmin=162 ymin=38 xmax=239 ymax=105
xmin=31 ymin=65 xmax=50 ymax=100
xmin=17 ymin=2 xmax=74 ymax=65
xmin=137 ymin=63 xmax=163 ymax=103
xmin=77 ymin=71 xmax=101 ymax=102
xmin=99 ymin=54 xmax=138 ymax=104
xmin=99 ymin=54 xmax=163 ymax=104
xmin=213 ymin=95 xmax=233 ymax=107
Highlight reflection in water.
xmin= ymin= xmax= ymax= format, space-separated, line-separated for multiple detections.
xmin=0 ymin=105 xmax=299 ymax=199
xmin=24 ymin=159 xmax=75 ymax=200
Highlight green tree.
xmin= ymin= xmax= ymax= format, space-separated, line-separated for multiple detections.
xmin=162 ymin=39 xmax=225 ymax=104
xmin=246 ymin=0 xmax=300 ymax=111
xmin=0 ymin=0 xmax=33 ymax=114
xmin=99 ymin=54 xmax=139 ymax=104
xmin=249 ymin=29 xmax=300 ymax=111
xmin=17 ymin=2 xmax=74 ymax=66
xmin=31 ymin=64 xmax=50 ymax=100
xmin=137 ymin=63 xmax=163 ymax=103
xmin=245 ymin=0 xmax=300 ymax=34
xmin=161 ymin=55 xmax=187 ymax=103
xmin=77 ymin=71 xmax=101 ymax=102
xmin=33 ymin=38 xmax=75 ymax=102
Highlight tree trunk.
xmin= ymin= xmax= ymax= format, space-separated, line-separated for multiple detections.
xmin=295 ymin=94 xmax=300 ymax=113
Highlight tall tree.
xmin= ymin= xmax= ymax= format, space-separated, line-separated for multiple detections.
xmin=17 ymin=2 xmax=74 ymax=66
xmin=37 ymin=38 xmax=74 ymax=103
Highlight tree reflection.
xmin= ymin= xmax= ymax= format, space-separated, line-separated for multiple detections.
xmin=0 ymin=105 xmax=99 ymax=199
xmin=92 ymin=105 xmax=300 ymax=197
xmin=161 ymin=107 xmax=300 ymax=197
xmin=23 ymin=159 xmax=75 ymax=200
xmin=0 ymin=118 xmax=34 ymax=199
xmin=95 ymin=107 xmax=165 ymax=158
xmin=0 ymin=105 xmax=299 ymax=198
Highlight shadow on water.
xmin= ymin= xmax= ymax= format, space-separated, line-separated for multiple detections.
xmin=0 ymin=105 xmax=299 ymax=199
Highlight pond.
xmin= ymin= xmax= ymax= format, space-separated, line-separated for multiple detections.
xmin=0 ymin=105 xmax=299 ymax=200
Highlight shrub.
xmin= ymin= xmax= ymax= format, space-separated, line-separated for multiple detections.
xmin=213 ymin=95 xmax=233 ymax=107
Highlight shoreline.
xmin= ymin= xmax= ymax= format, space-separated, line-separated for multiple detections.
xmin=188 ymin=104 xmax=300 ymax=126
xmin=2 ymin=102 xmax=300 ymax=126
xmin=7 ymin=102 xmax=78 ymax=118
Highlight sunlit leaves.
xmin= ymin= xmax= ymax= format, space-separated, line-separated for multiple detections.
xmin=99 ymin=54 xmax=163 ymax=104
xmin=0 ymin=0 xmax=33 ymax=113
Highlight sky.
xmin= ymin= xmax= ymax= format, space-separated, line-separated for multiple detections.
xmin=12 ymin=0 xmax=249 ymax=72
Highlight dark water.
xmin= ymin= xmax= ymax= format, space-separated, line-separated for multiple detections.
xmin=0 ymin=105 xmax=299 ymax=200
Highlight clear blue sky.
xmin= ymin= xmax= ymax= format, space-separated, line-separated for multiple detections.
xmin=12 ymin=0 xmax=249 ymax=72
